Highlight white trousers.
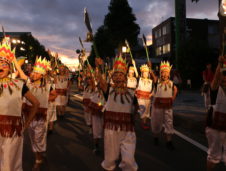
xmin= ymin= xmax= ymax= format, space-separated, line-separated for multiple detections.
xmin=0 ymin=135 xmax=23 ymax=171
xmin=101 ymin=129 xmax=138 ymax=171
xmin=84 ymin=110 xmax=91 ymax=126
xmin=91 ymin=115 xmax=103 ymax=139
xmin=28 ymin=119 xmax=48 ymax=152
xmin=55 ymin=95 xmax=67 ymax=106
xmin=137 ymin=99 xmax=151 ymax=119
xmin=47 ymin=102 xmax=57 ymax=122
xmin=151 ymin=107 xmax=174 ymax=134
xmin=206 ymin=127 xmax=226 ymax=164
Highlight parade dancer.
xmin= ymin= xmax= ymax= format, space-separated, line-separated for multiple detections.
xmin=55 ymin=65 xmax=70 ymax=118
xmin=17 ymin=57 xmax=57 ymax=169
xmin=0 ymin=41 xmax=39 ymax=171
xmin=82 ymin=68 xmax=95 ymax=131
xmin=151 ymin=61 xmax=177 ymax=150
xmin=206 ymin=56 xmax=226 ymax=171
xmin=46 ymin=70 xmax=57 ymax=134
xmin=135 ymin=64 xmax=153 ymax=129
xmin=202 ymin=63 xmax=214 ymax=110
xmin=100 ymin=56 xmax=138 ymax=171
xmin=127 ymin=66 xmax=137 ymax=89
xmin=89 ymin=67 xmax=105 ymax=153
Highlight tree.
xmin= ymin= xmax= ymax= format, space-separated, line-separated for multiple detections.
xmin=88 ymin=0 xmax=140 ymax=64
xmin=16 ymin=34 xmax=50 ymax=63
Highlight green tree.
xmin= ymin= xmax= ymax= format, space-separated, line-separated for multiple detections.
xmin=88 ymin=0 xmax=140 ymax=65
xmin=16 ymin=34 xmax=50 ymax=63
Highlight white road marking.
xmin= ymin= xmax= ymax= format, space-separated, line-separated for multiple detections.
xmin=73 ymin=93 xmax=208 ymax=152
xmin=174 ymin=130 xmax=207 ymax=152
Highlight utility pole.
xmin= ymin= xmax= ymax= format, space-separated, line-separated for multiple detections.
xmin=175 ymin=0 xmax=186 ymax=69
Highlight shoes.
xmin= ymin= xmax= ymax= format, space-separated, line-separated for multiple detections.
xmin=166 ymin=141 xmax=175 ymax=150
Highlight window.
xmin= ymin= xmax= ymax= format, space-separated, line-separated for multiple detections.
xmin=155 ymin=31 xmax=158 ymax=38
xmin=162 ymin=26 xmax=167 ymax=35
xmin=158 ymin=29 xmax=162 ymax=37
xmin=156 ymin=46 xmax=162 ymax=56
xmin=162 ymin=43 xmax=171 ymax=54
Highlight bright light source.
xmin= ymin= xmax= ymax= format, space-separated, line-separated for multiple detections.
xmin=21 ymin=41 xmax=25 ymax=44
xmin=72 ymin=68 xmax=76 ymax=72
xmin=17 ymin=40 xmax=21 ymax=43
xmin=12 ymin=39 xmax=17 ymax=44
xmin=122 ymin=46 xmax=127 ymax=53
xmin=20 ymin=47 xmax=25 ymax=51
xmin=25 ymin=60 xmax=28 ymax=64
xmin=220 ymin=0 xmax=226 ymax=16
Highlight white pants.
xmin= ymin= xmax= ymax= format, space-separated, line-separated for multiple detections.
xmin=101 ymin=129 xmax=138 ymax=171
xmin=28 ymin=119 xmax=48 ymax=152
xmin=206 ymin=127 xmax=226 ymax=164
xmin=137 ymin=99 xmax=151 ymax=119
xmin=55 ymin=95 xmax=67 ymax=106
xmin=204 ymin=91 xmax=211 ymax=110
xmin=0 ymin=135 xmax=23 ymax=171
xmin=151 ymin=107 xmax=174 ymax=134
xmin=47 ymin=102 xmax=57 ymax=122
xmin=91 ymin=115 xmax=103 ymax=139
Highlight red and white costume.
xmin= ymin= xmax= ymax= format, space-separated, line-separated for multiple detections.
xmin=0 ymin=79 xmax=24 ymax=171
xmin=47 ymin=77 xmax=57 ymax=123
xmin=55 ymin=75 xmax=69 ymax=106
xmin=83 ymin=86 xmax=92 ymax=126
xmin=151 ymin=80 xmax=174 ymax=135
xmin=136 ymin=77 xmax=152 ymax=119
xmin=89 ymin=87 xmax=105 ymax=139
xmin=127 ymin=77 xmax=137 ymax=89
xmin=206 ymin=86 xmax=226 ymax=164
xmin=24 ymin=80 xmax=51 ymax=153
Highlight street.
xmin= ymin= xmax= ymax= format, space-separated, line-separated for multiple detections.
xmin=22 ymin=88 xmax=225 ymax=171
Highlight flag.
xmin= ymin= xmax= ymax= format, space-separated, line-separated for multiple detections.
xmin=84 ymin=8 xmax=93 ymax=33
xmin=142 ymin=34 xmax=147 ymax=46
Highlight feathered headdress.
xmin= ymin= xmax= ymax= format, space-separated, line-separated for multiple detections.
xmin=33 ymin=57 xmax=49 ymax=75
xmin=0 ymin=41 xmax=15 ymax=64
xmin=113 ymin=56 xmax=127 ymax=74
xmin=160 ymin=61 xmax=172 ymax=72
xmin=140 ymin=64 xmax=149 ymax=72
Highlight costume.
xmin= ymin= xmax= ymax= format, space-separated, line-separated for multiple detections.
xmin=89 ymin=85 xmax=105 ymax=140
xmin=0 ymin=42 xmax=26 ymax=171
xmin=23 ymin=57 xmax=51 ymax=153
xmin=47 ymin=76 xmax=57 ymax=123
xmin=135 ymin=64 xmax=153 ymax=119
xmin=127 ymin=66 xmax=137 ymax=89
xmin=101 ymin=56 xmax=138 ymax=171
xmin=206 ymin=61 xmax=226 ymax=164
xmin=55 ymin=67 xmax=69 ymax=106
xmin=151 ymin=61 xmax=174 ymax=135
xmin=83 ymin=81 xmax=93 ymax=126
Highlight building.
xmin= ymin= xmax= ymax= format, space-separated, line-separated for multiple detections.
xmin=0 ymin=32 xmax=31 ymax=41
xmin=152 ymin=17 xmax=220 ymax=65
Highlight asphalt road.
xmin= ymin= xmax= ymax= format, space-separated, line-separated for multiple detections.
xmin=22 ymin=89 xmax=225 ymax=171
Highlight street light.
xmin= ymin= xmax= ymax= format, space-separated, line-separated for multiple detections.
xmin=25 ymin=59 xmax=28 ymax=64
xmin=122 ymin=46 xmax=127 ymax=53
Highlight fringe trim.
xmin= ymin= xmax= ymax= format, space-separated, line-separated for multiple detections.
xmin=104 ymin=111 xmax=134 ymax=132
xmin=153 ymin=97 xmax=173 ymax=109
xmin=22 ymin=104 xmax=47 ymax=121
xmin=56 ymin=89 xmax=67 ymax=96
xmin=0 ymin=115 xmax=22 ymax=137
xmin=136 ymin=90 xmax=151 ymax=99
xmin=83 ymin=98 xmax=91 ymax=106
xmin=89 ymin=102 xmax=103 ymax=116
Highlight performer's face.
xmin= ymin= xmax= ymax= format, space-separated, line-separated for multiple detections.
xmin=128 ymin=70 xmax=134 ymax=77
xmin=112 ymin=72 xmax=126 ymax=84
xmin=30 ymin=72 xmax=43 ymax=81
xmin=142 ymin=71 xmax=149 ymax=79
xmin=161 ymin=70 xmax=170 ymax=81
xmin=0 ymin=60 xmax=10 ymax=79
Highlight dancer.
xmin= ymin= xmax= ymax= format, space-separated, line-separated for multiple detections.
xmin=100 ymin=56 xmax=138 ymax=171
xmin=151 ymin=61 xmax=177 ymax=150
